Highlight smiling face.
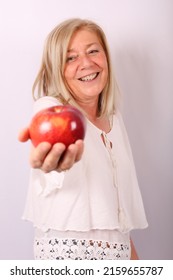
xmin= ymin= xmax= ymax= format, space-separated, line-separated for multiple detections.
xmin=64 ymin=29 xmax=108 ymax=106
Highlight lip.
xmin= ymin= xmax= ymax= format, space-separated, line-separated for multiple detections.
xmin=78 ymin=72 xmax=99 ymax=82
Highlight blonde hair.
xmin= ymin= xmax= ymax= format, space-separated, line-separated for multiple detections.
xmin=32 ymin=18 xmax=120 ymax=117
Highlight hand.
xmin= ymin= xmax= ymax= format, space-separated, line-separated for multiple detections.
xmin=29 ymin=140 xmax=84 ymax=173
xmin=18 ymin=128 xmax=84 ymax=173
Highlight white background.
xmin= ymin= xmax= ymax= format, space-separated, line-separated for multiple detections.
xmin=0 ymin=0 xmax=172 ymax=259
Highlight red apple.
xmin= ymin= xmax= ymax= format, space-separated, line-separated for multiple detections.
xmin=29 ymin=105 xmax=86 ymax=147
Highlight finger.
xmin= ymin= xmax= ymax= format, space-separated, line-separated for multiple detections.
xmin=41 ymin=143 xmax=66 ymax=173
xmin=57 ymin=143 xmax=79 ymax=171
xmin=18 ymin=127 xmax=30 ymax=142
xmin=29 ymin=142 xmax=52 ymax=168
xmin=74 ymin=139 xmax=84 ymax=162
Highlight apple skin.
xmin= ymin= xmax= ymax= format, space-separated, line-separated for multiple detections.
xmin=29 ymin=105 xmax=86 ymax=147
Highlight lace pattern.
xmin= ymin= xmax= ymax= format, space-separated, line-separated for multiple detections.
xmin=34 ymin=238 xmax=130 ymax=260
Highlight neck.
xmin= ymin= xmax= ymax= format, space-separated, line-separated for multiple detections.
xmin=77 ymin=98 xmax=99 ymax=121
xmin=79 ymin=102 xmax=110 ymax=133
xmin=75 ymin=97 xmax=110 ymax=133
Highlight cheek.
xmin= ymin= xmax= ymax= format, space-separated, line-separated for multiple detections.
xmin=64 ymin=68 xmax=77 ymax=91
xmin=96 ymin=54 xmax=108 ymax=75
xmin=102 ymin=59 xmax=108 ymax=73
xmin=100 ymin=59 xmax=108 ymax=81
xmin=64 ymin=63 xmax=76 ymax=81
xmin=102 ymin=56 xmax=109 ymax=72
xmin=64 ymin=68 xmax=71 ymax=81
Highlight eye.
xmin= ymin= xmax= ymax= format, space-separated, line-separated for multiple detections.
xmin=88 ymin=49 xmax=99 ymax=55
xmin=66 ymin=55 xmax=78 ymax=63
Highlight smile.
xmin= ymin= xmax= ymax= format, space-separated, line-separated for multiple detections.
xmin=79 ymin=72 xmax=99 ymax=82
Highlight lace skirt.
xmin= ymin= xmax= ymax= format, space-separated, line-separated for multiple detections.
xmin=34 ymin=237 xmax=130 ymax=260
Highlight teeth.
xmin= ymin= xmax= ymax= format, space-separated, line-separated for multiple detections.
xmin=80 ymin=73 xmax=97 ymax=81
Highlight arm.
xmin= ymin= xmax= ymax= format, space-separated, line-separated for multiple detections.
xmin=130 ymin=239 xmax=139 ymax=260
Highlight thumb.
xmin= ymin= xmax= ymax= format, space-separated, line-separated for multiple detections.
xmin=18 ymin=127 xmax=30 ymax=142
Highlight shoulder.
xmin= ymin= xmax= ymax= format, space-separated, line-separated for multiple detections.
xmin=33 ymin=96 xmax=62 ymax=114
xmin=110 ymin=110 xmax=129 ymax=141
xmin=111 ymin=109 xmax=123 ymax=127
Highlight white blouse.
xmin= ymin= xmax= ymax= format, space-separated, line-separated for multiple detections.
xmin=23 ymin=96 xmax=148 ymax=235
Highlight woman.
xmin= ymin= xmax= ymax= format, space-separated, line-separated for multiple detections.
xmin=19 ymin=18 xmax=148 ymax=260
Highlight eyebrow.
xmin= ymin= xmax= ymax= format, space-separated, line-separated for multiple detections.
xmin=67 ymin=42 xmax=99 ymax=53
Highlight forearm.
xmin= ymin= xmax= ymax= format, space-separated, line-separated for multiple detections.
xmin=130 ymin=239 xmax=139 ymax=260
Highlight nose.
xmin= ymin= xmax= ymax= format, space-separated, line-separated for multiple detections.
xmin=79 ymin=54 xmax=93 ymax=69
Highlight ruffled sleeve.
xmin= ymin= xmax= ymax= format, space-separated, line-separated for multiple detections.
xmin=112 ymin=112 xmax=148 ymax=231
xmin=33 ymin=96 xmax=61 ymax=114
xmin=30 ymin=168 xmax=65 ymax=197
